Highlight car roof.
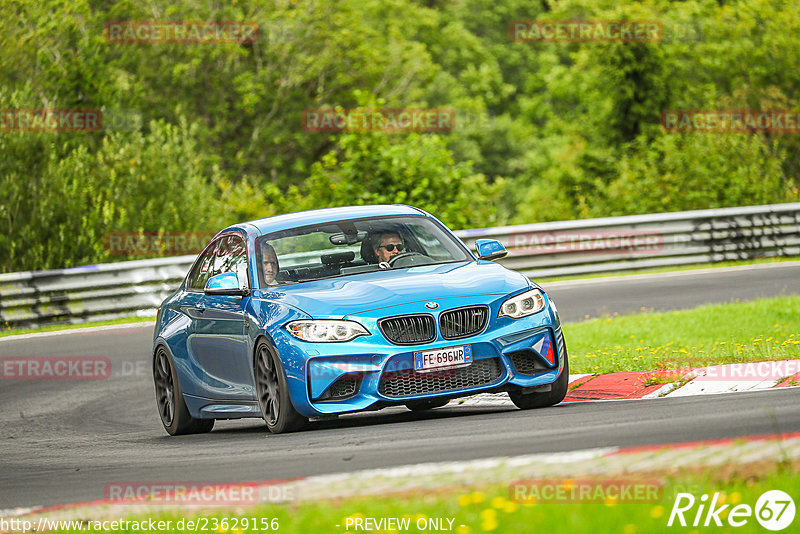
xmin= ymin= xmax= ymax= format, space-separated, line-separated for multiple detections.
xmin=225 ymin=204 xmax=428 ymax=236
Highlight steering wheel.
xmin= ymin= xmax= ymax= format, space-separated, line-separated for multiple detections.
xmin=388 ymin=251 xmax=431 ymax=268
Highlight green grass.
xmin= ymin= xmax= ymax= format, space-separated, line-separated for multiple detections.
xmin=0 ymin=315 xmax=154 ymax=337
xmin=46 ymin=461 xmax=799 ymax=533
xmin=536 ymin=256 xmax=800 ymax=283
xmin=564 ymin=296 xmax=800 ymax=374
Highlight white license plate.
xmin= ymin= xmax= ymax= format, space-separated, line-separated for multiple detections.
xmin=414 ymin=345 xmax=473 ymax=372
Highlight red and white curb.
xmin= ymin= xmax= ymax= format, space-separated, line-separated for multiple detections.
xmin=4 ymin=432 xmax=799 ymax=527
xmin=457 ymin=359 xmax=800 ymax=407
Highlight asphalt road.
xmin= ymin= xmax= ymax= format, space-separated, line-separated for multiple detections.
xmin=1 ymin=262 xmax=799 ymax=509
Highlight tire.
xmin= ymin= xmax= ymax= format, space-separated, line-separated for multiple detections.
xmin=153 ymin=346 xmax=214 ymax=436
xmin=255 ymin=339 xmax=308 ymax=434
xmin=508 ymin=349 xmax=569 ymax=409
xmin=405 ymin=398 xmax=450 ymax=411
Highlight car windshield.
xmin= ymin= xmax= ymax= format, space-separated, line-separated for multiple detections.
xmin=255 ymin=215 xmax=472 ymax=287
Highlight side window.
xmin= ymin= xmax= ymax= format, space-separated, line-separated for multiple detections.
xmin=220 ymin=235 xmax=249 ymax=288
xmin=187 ymin=235 xmax=249 ymax=291
xmin=186 ymin=241 xmax=219 ymax=291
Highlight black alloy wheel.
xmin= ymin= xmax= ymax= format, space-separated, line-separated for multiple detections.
xmin=153 ymin=346 xmax=214 ymax=435
xmin=255 ymin=340 xmax=308 ymax=433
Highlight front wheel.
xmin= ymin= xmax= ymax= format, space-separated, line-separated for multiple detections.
xmin=255 ymin=339 xmax=308 ymax=434
xmin=508 ymin=350 xmax=569 ymax=409
xmin=153 ymin=347 xmax=214 ymax=435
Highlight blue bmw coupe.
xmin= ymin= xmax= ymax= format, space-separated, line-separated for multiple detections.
xmin=152 ymin=205 xmax=568 ymax=434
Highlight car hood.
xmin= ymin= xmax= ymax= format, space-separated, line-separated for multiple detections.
xmin=262 ymin=261 xmax=529 ymax=318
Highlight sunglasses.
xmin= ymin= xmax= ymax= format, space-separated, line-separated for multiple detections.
xmin=378 ymin=243 xmax=404 ymax=252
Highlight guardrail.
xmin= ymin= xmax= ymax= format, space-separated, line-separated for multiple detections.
xmin=1 ymin=203 xmax=799 ymax=329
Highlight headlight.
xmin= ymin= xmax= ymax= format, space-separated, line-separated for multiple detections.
xmin=498 ymin=288 xmax=546 ymax=319
xmin=285 ymin=320 xmax=369 ymax=342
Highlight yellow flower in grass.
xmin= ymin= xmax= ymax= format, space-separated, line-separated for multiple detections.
xmin=458 ymin=494 xmax=472 ymax=507
xmin=480 ymin=510 xmax=498 ymax=531
xmin=491 ymin=496 xmax=507 ymax=509
xmin=481 ymin=520 xmax=498 ymax=531
xmin=503 ymin=501 xmax=519 ymax=513
xmin=604 ymin=494 xmax=618 ymax=507
xmin=456 ymin=526 xmax=471 ymax=534
xmin=650 ymin=505 xmax=664 ymax=518
xmin=471 ymin=491 xmax=485 ymax=504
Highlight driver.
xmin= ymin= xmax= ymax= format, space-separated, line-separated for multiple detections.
xmin=373 ymin=231 xmax=405 ymax=263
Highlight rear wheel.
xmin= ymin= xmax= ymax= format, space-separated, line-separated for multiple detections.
xmin=153 ymin=347 xmax=214 ymax=435
xmin=255 ymin=339 xmax=308 ymax=434
xmin=405 ymin=398 xmax=450 ymax=411
xmin=508 ymin=350 xmax=569 ymax=409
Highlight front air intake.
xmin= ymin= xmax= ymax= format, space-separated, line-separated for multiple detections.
xmin=378 ymin=357 xmax=503 ymax=398
xmin=316 ymin=374 xmax=361 ymax=402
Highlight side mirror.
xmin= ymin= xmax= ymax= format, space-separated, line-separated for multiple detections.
xmin=204 ymin=272 xmax=249 ymax=296
xmin=475 ymin=239 xmax=508 ymax=261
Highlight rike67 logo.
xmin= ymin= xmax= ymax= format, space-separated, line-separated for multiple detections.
xmin=668 ymin=490 xmax=795 ymax=531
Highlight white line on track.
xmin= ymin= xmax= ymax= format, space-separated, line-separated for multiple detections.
xmin=539 ymin=260 xmax=800 ymax=289
xmin=0 ymin=322 xmax=155 ymax=343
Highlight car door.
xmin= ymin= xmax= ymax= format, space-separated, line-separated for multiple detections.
xmin=189 ymin=234 xmax=254 ymax=401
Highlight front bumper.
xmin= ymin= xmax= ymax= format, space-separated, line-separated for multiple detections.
xmin=277 ymin=299 xmax=566 ymax=417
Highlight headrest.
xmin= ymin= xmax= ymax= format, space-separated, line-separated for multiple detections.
xmin=321 ymin=251 xmax=356 ymax=265
xmin=360 ymin=238 xmax=378 ymax=264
